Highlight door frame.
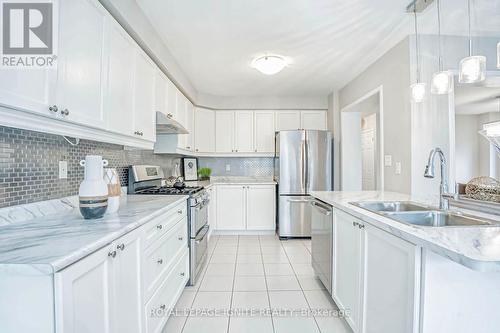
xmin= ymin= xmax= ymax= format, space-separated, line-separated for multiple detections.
xmin=340 ymin=86 xmax=385 ymax=191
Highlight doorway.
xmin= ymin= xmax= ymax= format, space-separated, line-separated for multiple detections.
xmin=340 ymin=87 xmax=384 ymax=191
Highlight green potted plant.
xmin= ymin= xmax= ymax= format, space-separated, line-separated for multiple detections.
xmin=197 ymin=167 xmax=212 ymax=181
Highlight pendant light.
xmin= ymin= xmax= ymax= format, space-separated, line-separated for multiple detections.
xmin=410 ymin=6 xmax=426 ymax=103
xmin=459 ymin=0 xmax=486 ymax=84
xmin=431 ymin=0 xmax=453 ymax=94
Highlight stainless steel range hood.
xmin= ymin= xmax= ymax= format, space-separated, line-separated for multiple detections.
xmin=156 ymin=111 xmax=189 ymax=134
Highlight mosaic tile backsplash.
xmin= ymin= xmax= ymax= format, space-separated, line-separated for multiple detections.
xmin=198 ymin=157 xmax=274 ymax=177
xmin=0 ymin=126 xmax=178 ymax=208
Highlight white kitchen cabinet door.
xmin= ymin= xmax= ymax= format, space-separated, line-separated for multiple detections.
xmin=234 ymin=111 xmax=254 ymax=153
xmin=112 ymin=232 xmax=143 ymax=333
xmin=133 ymin=49 xmax=156 ymax=142
xmin=154 ymin=71 xmax=167 ymax=114
xmin=301 ymin=111 xmax=327 ymax=130
xmin=195 ymin=108 xmax=215 ymax=152
xmin=334 ymin=210 xmax=364 ymax=332
xmin=184 ymin=101 xmax=195 ymax=151
xmin=276 ymin=111 xmax=301 ymax=131
xmin=362 ymin=224 xmax=419 ymax=333
xmin=165 ymin=79 xmax=177 ymax=120
xmin=103 ymin=18 xmax=135 ymax=136
xmin=56 ymin=0 xmax=107 ymax=128
xmin=207 ymin=186 xmax=217 ymax=236
xmin=215 ymin=111 xmax=235 ymax=153
xmin=55 ymin=244 xmax=115 ymax=333
xmin=216 ymin=185 xmax=246 ymax=230
xmin=175 ymin=90 xmax=186 ymax=127
xmin=0 ymin=67 xmax=55 ymax=117
xmin=254 ymin=111 xmax=276 ymax=153
xmin=246 ymin=185 xmax=276 ymax=230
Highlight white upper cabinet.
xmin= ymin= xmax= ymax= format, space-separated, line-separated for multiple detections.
xmin=133 ymin=49 xmax=156 ymax=142
xmin=103 ymin=18 xmax=135 ymax=136
xmin=184 ymin=101 xmax=195 ymax=151
xmin=301 ymin=111 xmax=327 ymax=130
xmin=276 ymin=111 xmax=301 ymax=131
xmin=56 ymin=0 xmax=107 ymax=129
xmin=215 ymin=111 xmax=235 ymax=153
xmin=166 ymin=79 xmax=178 ymax=120
xmin=234 ymin=111 xmax=254 ymax=153
xmin=195 ymin=108 xmax=215 ymax=153
xmin=254 ymin=111 xmax=276 ymax=153
xmin=175 ymin=89 xmax=186 ymax=127
xmin=154 ymin=71 xmax=167 ymax=114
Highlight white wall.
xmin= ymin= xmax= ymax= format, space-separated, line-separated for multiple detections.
xmin=328 ymin=91 xmax=341 ymax=190
xmin=455 ymin=115 xmax=480 ymax=183
xmin=339 ymin=38 xmax=411 ymax=193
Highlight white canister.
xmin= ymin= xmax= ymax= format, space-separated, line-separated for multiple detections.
xmin=104 ymin=168 xmax=121 ymax=214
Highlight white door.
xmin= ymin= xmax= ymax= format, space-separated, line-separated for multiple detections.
xmin=215 ymin=111 xmax=235 ymax=153
xmin=362 ymin=224 xmax=419 ymax=333
xmin=254 ymin=111 xmax=276 ymax=153
xmin=133 ymin=50 xmax=156 ymax=142
xmin=361 ymin=129 xmax=376 ymax=191
xmin=276 ymin=111 xmax=301 ymax=131
xmin=334 ymin=210 xmax=363 ymax=332
xmin=195 ymin=108 xmax=215 ymax=152
xmin=112 ymin=233 xmax=143 ymax=333
xmin=55 ymin=244 xmax=114 ymax=333
xmin=341 ymin=112 xmax=362 ymax=191
xmin=246 ymin=185 xmax=276 ymax=230
xmin=103 ymin=18 xmax=135 ymax=136
xmin=56 ymin=0 xmax=106 ymax=128
xmin=234 ymin=111 xmax=254 ymax=153
xmin=216 ymin=185 xmax=246 ymax=230
xmin=301 ymin=111 xmax=327 ymax=130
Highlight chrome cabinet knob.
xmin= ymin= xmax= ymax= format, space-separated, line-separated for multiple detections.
xmin=159 ymin=304 xmax=166 ymax=310
xmin=352 ymin=221 xmax=359 ymax=227
xmin=117 ymin=244 xmax=125 ymax=251
xmin=61 ymin=108 xmax=69 ymax=116
xmin=177 ymin=210 xmax=183 ymax=214
xmin=167 ymin=113 xmax=173 ymax=118
xmin=49 ymin=105 xmax=58 ymax=113
xmin=180 ymin=272 xmax=185 ymax=277
xmin=157 ymin=224 xmax=163 ymax=230
xmin=186 ymin=146 xmax=191 ymax=149
xmin=358 ymin=224 xmax=365 ymax=230
xmin=157 ymin=259 xmax=163 ymax=265
xmin=108 ymin=250 xmax=117 ymax=258
xmin=178 ymin=236 xmax=183 ymax=241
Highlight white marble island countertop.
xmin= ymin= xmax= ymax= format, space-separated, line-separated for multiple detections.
xmin=311 ymin=191 xmax=500 ymax=272
xmin=0 ymin=195 xmax=188 ymax=274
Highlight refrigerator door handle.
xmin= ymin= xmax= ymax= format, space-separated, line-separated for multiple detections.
xmin=304 ymin=138 xmax=309 ymax=191
xmin=301 ymin=140 xmax=307 ymax=191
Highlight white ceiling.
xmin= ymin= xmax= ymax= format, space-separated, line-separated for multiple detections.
xmin=137 ymin=0 xmax=500 ymax=97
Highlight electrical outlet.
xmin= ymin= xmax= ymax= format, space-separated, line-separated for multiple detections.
xmin=225 ymin=164 xmax=231 ymax=172
xmin=384 ymin=155 xmax=393 ymax=167
xmin=395 ymin=162 xmax=402 ymax=175
xmin=59 ymin=161 xmax=68 ymax=179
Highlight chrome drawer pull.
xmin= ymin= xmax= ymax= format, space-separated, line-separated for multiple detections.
xmin=108 ymin=251 xmax=117 ymax=258
xmin=157 ymin=259 xmax=163 ymax=265
xmin=178 ymin=236 xmax=184 ymax=241
xmin=117 ymin=243 xmax=125 ymax=251
xmin=156 ymin=224 xmax=163 ymax=230
xmin=180 ymin=272 xmax=185 ymax=277
xmin=177 ymin=210 xmax=183 ymax=214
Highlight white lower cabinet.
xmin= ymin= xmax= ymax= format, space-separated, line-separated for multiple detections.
xmin=207 ymin=186 xmax=217 ymax=237
xmin=333 ymin=209 xmax=420 ymax=333
xmin=54 ymin=201 xmax=189 ymax=333
xmin=215 ymin=185 xmax=275 ymax=231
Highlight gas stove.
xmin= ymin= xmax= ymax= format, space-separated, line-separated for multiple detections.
xmin=136 ymin=186 xmax=204 ymax=196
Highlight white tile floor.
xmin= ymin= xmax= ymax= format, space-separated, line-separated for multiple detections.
xmin=162 ymin=235 xmax=352 ymax=333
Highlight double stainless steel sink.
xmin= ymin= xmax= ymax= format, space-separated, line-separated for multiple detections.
xmin=350 ymin=201 xmax=496 ymax=227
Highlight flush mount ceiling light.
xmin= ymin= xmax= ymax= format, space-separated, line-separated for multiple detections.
xmin=251 ymin=55 xmax=288 ymax=75
xmin=459 ymin=0 xmax=486 ymax=84
xmin=410 ymin=5 xmax=426 ymax=103
xmin=431 ymin=0 xmax=453 ymax=95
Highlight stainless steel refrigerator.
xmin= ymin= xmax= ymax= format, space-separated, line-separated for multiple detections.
xmin=275 ymin=130 xmax=332 ymax=238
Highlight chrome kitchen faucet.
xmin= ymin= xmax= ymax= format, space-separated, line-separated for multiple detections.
xmin=424 ymin=148 xmax=456 ymax=210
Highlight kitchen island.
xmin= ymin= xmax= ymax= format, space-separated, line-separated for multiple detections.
xmin=310 ymin=191 xmax=500 ymax=333
xmin=0 ymin=194 xmax=190 ymax=333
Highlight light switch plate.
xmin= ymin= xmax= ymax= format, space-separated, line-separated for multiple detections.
xmin=59 ymin=161 xmax=68 ymax=179
xmin=225 ymin=164 xmax=231 ymax=172
xmin=395 ymin=162 xmax=402 ymax=175
xmin=384 ymin=155 xmax=393 ymax=167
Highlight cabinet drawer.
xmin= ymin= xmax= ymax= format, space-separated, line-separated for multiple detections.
xmin=145 ymin=250 xmax=189 ymax=333
xmin=143 ymin=201 xmax=187 ymax=248
xmin=143 ymin=218 xmax=188 ymax=302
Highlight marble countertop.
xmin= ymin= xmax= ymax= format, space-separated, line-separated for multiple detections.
xmin=311 ymin=191 xmax=500 ymax=272
xmin=186 ymin=176 xmax=276 ymax=188
xmin=0 ymin=195 xmax=188 ymax=273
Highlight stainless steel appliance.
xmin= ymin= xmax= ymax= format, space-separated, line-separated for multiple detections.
xmin=310 ymin=199 xmax=333 ymax=294
xmin=275 ymin=130 xmax=332 ymax=238
xmin=128 ymin=165 xmax=209 ymax=286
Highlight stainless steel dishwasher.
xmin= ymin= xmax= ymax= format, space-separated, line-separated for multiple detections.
xmin=310 ymin=200 xmax=333 ymax=294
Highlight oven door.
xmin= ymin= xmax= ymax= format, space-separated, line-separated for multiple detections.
xmin=189 ymin=224 xmax=209 ymax=285
xmin=191 ymin=201 xmax=209 ymax=238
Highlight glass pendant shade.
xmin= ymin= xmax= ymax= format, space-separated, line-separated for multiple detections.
xmin=252 ymin=55 xmax=287 ymax=75
xmin=484 ymin=122 xmax=500 ymax=137
xmin=431 ymin=71 xmax=453 ymax=94
xmin=459 ymin=56 xmax=486 ymax=83
xmin=410 ymin=82 xmax=426 ymax=103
